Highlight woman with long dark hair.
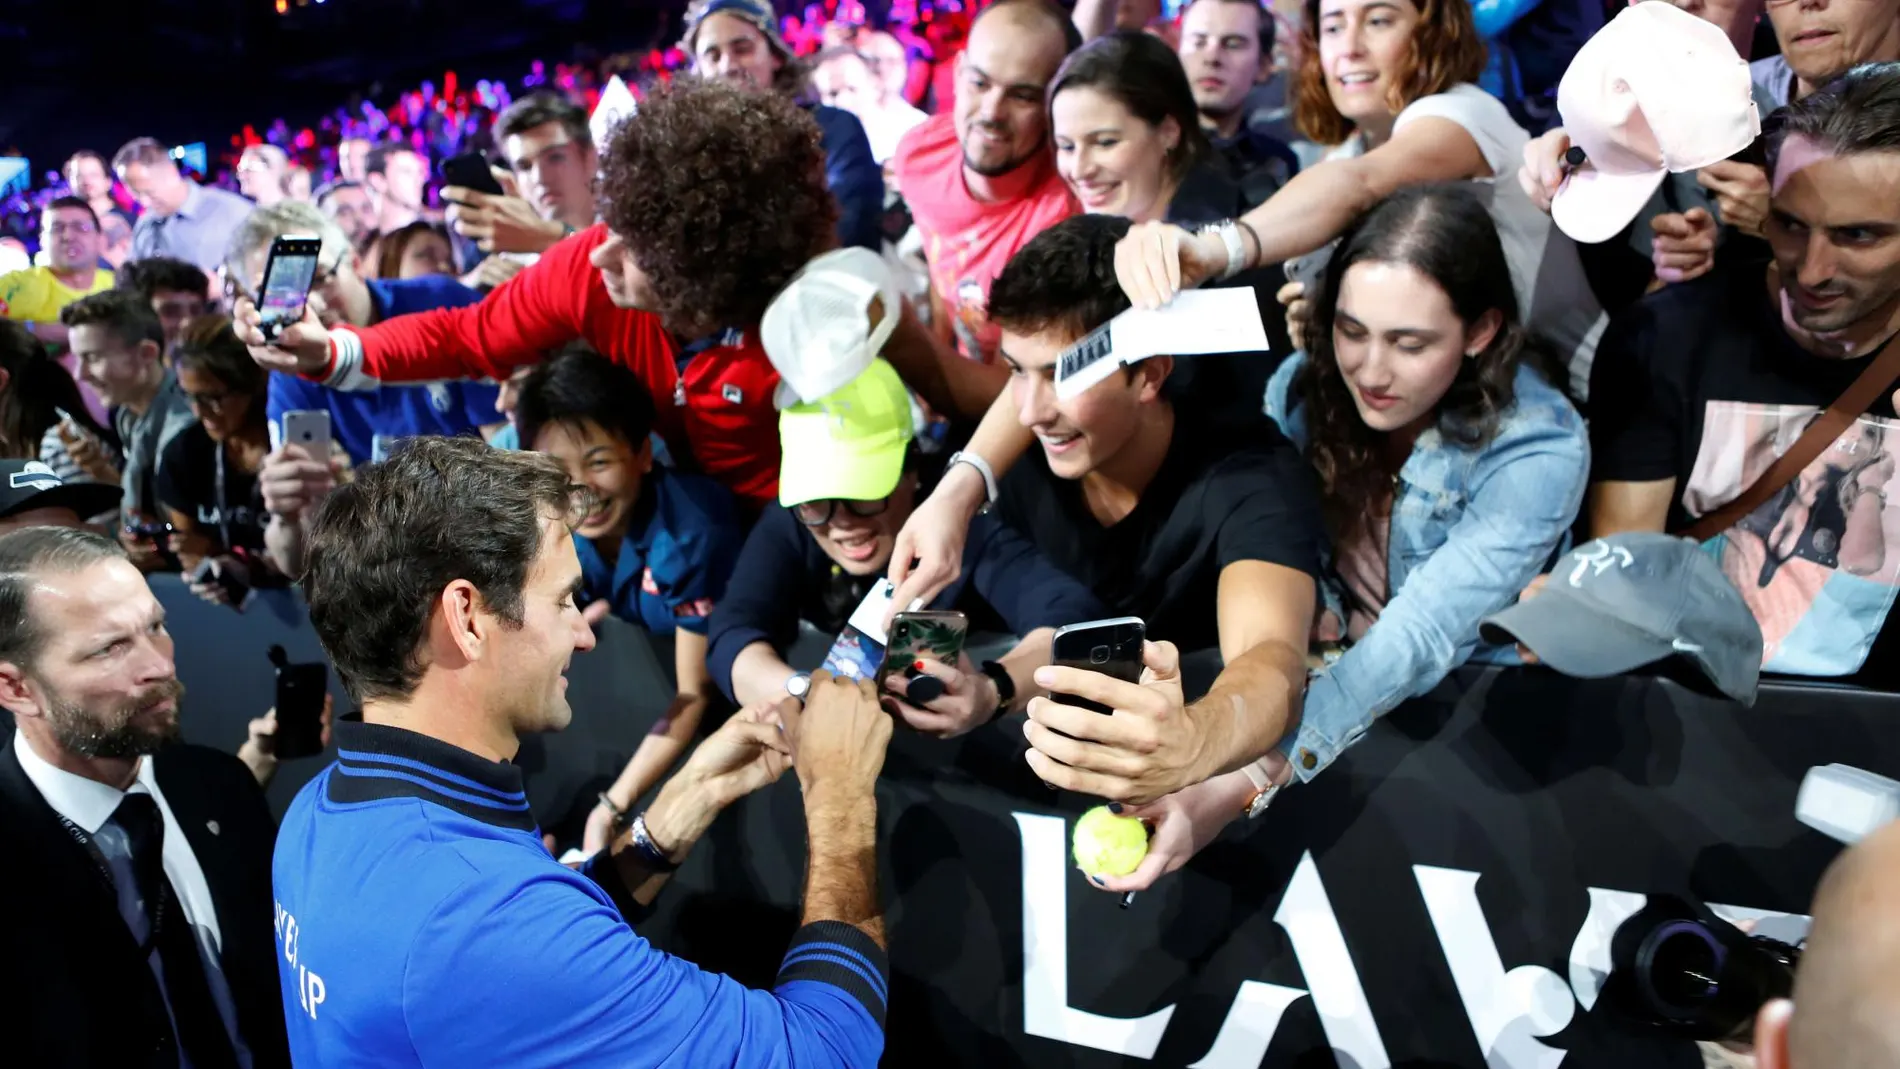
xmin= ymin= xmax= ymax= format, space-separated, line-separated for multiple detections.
xmin=1093 ymin=185 xmax=1587 ymax=894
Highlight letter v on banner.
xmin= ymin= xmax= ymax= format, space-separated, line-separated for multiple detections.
xmin=1014 ymin=813 xmax=1391 ymax=1066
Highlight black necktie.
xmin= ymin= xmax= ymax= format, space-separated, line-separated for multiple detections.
xmin=111 ymin=793 xmax=241 ymax=1069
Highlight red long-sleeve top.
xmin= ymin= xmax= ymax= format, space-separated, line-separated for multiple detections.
xmin=316 ymin=224 xmax=782 ymax=508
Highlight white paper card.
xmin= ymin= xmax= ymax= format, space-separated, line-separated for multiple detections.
xmin=591 ymin=76 xmax=639 ymax=151
xmin=846 ymin=578 xmax=898 ymax=647
xmin=1055 ymin=288 xmax=1270 ymax=400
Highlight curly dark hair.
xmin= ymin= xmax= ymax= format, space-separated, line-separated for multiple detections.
xmin=598 ymin=78 xmax=838 ymax=337
xmin=1298 ymin=184 xmax=1533 ymax=547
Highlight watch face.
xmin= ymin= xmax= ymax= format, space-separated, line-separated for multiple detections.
xmin=787 ymin=674 xmax=812 ymax=699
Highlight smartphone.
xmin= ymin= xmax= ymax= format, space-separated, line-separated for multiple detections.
xmin=269 ymin=645 xmax=329 ymax=761
xmin=256 ymin=235 xmax=322 ymax=342
xmin=1049 ymin=617 xmax=1147 ymax=715
xmin=1283 ymin=240 xmax=1336 ymax=296
xmin=190 ymin=557 xmax=255 ymax=612
xmin=281 ymin=409 xmax=332 ymax=458
xmin=875 ymin=610 xmax=969 ymax=694
xmin=441 ymin=152 xmax=506 ymax=197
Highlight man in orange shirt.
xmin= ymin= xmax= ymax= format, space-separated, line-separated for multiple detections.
xmin=892 ymin=0 xmax=1079 ymax=364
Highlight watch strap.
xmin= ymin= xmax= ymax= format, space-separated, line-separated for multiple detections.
xmin=629 ymin=812 xmax=681 ymax=873
xmin=1241 ymin=758 xmax=1282 ymax=819
xmin=979 ymin=660 xmax=1016 ymax=720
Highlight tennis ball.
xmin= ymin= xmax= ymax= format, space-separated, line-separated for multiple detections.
xmin=1071 ymin=806 xmax=1150 ymax=878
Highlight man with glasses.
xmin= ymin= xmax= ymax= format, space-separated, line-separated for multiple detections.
xmin=0 ymin=197 xmax=114 ymax=349
xmin=224 ymin=202 xmax=503 ymax=468
xmin=707 ymin=359 xmax=1104 ymax=737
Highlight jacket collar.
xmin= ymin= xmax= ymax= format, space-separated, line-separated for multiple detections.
xmin=326 ymin=720 xmax=535 ymax=831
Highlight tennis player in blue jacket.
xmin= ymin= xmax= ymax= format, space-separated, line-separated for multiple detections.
xmin=273 ymin=436 xmax=892 ymax=1068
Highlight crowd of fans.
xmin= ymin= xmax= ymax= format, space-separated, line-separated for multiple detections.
xmin=5 ymin=0 xmax=1900 ymax=1063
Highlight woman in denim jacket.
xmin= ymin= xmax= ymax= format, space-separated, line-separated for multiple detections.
xmin=1098 ymin=184 xmax=1587 ymax=894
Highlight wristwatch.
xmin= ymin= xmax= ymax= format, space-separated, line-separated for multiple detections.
xmin=629 ymin=812 xmax=681 ymax=873
xmin=979 ymin=660 xmax=1016 ymax=721
xmin=785 ymin=672 xmax=812 ymax=701
xmin=1240 ymin=758 xmax=1283 ymax=819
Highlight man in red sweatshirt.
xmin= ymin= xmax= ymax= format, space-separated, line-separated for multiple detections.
xmin=239 ymin=82 xmax=966 ymax=511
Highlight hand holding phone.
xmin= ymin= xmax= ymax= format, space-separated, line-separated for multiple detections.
xmin=1048 ymin=617 xmax=1147 ymax=714
xmin=875 ymin=610 xmax=969 ymax=700
xmin=440 ymin=152 xmax=507 ymax=198
xmin=268 ymin=645 xmax=330 ymax=761
xmin=256 ymin=235 xmax=323 ymax=343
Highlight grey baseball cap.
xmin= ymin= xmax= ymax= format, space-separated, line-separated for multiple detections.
xmin=1480 ymin=532 xmax=1764 ymax=705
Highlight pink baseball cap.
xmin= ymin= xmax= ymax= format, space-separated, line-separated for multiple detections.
xmin=1551 ymin=1 xmax=1761 ymax=245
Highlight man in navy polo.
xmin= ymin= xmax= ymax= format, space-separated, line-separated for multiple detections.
xmin=226 ymin=202 xmax=504 ymax=466
xmin=277 ymin=437 xmax=892 ymax=1068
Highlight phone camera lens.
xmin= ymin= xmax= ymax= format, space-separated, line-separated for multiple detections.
xmin=1090 ymin=645 xmax=1110 ymax=663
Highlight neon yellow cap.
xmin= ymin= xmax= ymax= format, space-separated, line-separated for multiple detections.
xmin=777 ymin=358 xmax=914 ymax=508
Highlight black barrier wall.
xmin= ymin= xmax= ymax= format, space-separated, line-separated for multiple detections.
xmin=97 ymin=578 xmax=1900 ymax=1067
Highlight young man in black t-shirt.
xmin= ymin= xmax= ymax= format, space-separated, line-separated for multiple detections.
xmin=985 ymin=212 xmax=1322 ymax=820
xmin=1589 ymin=66 xmax=1900 ymax=691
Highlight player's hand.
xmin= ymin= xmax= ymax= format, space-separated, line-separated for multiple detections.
xmin=781 ymin=670 xmax=892 ymax=799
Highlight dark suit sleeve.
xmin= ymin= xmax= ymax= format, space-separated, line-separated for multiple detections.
xmin=963 ymin=514 xmax=1107 ymax=635
xmin=817 ymin=106 xmax=885 ymax=252
xmin=706 ymin=506 xmax=815 ymax=703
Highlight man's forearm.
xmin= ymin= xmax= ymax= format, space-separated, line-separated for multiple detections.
xmin=606 ymin=693 xmax=705 ymax=808
xmin=802 ymin=787 xmax=884 ymax=947
xmin=614 ymin=774 xmax=722 ymax=906
xmin=1191 ymin=639 xmax=1306 ymax=780
xmin=882 ymin=298 xmax=1007 ymax=422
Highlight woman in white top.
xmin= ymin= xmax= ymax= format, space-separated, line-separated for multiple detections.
xmin=1115 ymin=0 xmax=1604 ymax=396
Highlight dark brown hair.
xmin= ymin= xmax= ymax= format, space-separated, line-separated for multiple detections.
xmin=1766 ymin=62 xmax=1900 ymax=176
xmin=598 ymin=78 xmax=838 ymax=337
xmin=1297 ymin=184 xmax=1529 ymax=546
xmin=372 ymin=220 xmax=453 ymax=281
xmin=0 ymin=321 xmax=110 ymax=458
xmin=0 ymin=527 xmax=126 ymax=670
xmin=172 ymin=316 xmax=268 ymax=435
xmin=1049 ymin=31 xmax=1210 ymax=187
xmin=303 ymin=436 xmax=584 ymax=702
xmin=1292 ymin=0 xmax=1488 ymax=145
xmin=59 ymin=288 xmax=164 ymax=350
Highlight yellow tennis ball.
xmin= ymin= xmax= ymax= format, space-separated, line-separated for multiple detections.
xmin=1071 ymin=806 xmax=1150 ymax=878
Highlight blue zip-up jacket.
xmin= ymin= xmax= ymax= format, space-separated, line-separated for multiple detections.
xmin=273 ymin=721 xmax=887 ymax=1068
xmin=1267 ymin=353 xmax=1587 ymax=781
xmin=267 ymin=276 xmax=502 ymax=465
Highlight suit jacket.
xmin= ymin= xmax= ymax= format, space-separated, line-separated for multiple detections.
xmin=0 ymin=735 xmax=291 ymax=1069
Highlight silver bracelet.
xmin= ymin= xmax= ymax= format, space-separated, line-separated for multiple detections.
xmin=1201 ymin=220 xmax=1247 ymax=281
xmin=946 ymin=451 xmax=998 ymax=510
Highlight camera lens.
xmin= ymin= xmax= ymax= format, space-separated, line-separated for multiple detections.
xmin=1091 ymin=645 xmax=1110 ymax=663
xmin=1637 ymin=922 xmax=1724 ymax=1015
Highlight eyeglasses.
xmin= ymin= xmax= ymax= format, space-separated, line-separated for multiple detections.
xmin=44 ymin=222 xmax=97 ymax=238
xmin=224 ymin=251 xmax=346 ymax=305
xmin=185 ymin=389 xmax=236 ymax=413
xmin=793 ymin=497 xmax=891 ymax=526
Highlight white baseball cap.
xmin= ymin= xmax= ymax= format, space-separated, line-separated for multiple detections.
xmin=1552 ymin=1 xmax=1761 ymax=244
xmin=760 ymin=246 xmax=902 ymax=410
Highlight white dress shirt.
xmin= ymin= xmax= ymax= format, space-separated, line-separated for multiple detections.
xmin=14 ymin=729 xmax=253 ymax=1068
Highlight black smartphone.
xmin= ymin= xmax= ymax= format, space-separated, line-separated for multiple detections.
xmin=256 ymin=235 xmax=322 ymax=342
xmin=269 ymin=645 xmax=329 ymax=761
xmin=440 ymin=152 xmax=506 ymax=197
xmin=1283 ymin=240 xmax=1336 ymax=296
xmin=1049 ymin=617 xmax=1147 ymax=715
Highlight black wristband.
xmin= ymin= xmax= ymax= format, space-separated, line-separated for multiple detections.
xmin=979 ymin=660 xmax=1016 ymax=721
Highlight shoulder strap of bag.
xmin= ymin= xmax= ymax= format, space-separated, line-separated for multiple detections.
xmin=1680 ymin=339 xmax=1900 ymax=543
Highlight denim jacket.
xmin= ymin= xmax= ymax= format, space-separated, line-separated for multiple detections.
xmin=1266 ymin=353 xmax=1588 ymax=782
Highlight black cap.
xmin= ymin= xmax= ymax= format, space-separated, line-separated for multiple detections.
xmin=0 ymin=460 xmax=122 ymax=523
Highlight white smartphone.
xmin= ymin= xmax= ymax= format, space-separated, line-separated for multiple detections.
xmin=281 ymin=410 xmax=332 ymax=457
